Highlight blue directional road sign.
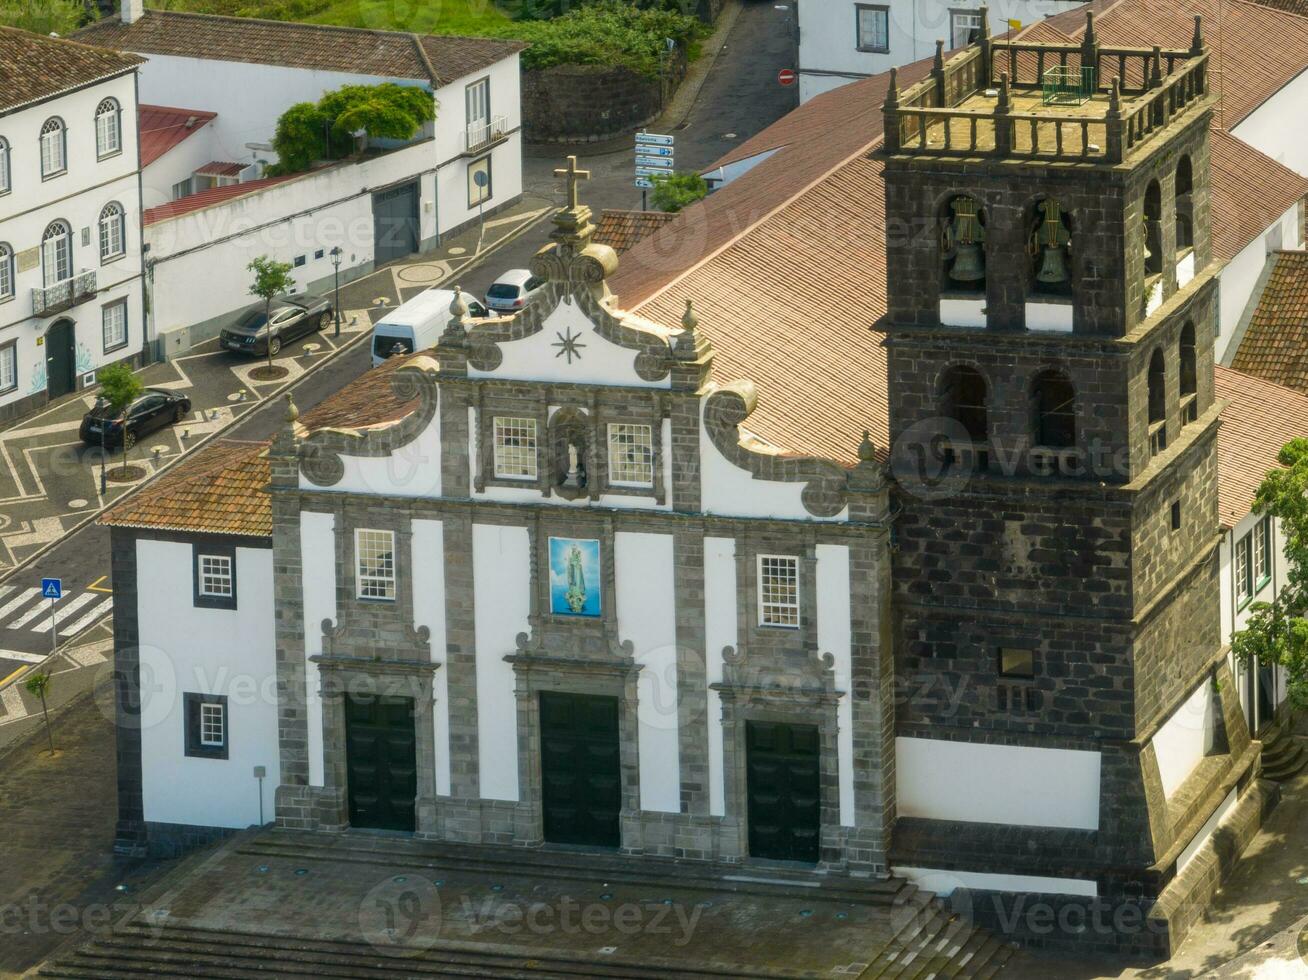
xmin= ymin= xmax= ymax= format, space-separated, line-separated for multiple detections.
xmin=636 ymin=165 xmax=677 ymax=178
xmin=635 ymin=144 xmax=674 ymax=159
xmin=634 ymin=131 xmax=675 ymax=147
xmin=41 ymin=578 xmax=62 ymax=600
xmin=636 ymin=155 xmax=675 ymax=169
xmin=635 ymin=177 xmax=655 ymax=189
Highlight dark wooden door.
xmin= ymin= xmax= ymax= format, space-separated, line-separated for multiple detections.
xmin=746 ymin=721 xmax=821 ymax=863
xmin=345 ymin=694 xmax=417 ymax=832
xmin=539 ymin=691 xmax=620 ymax=847
xmin=373 ymin=182 xmax=419 ymax=264
xmin=45 ymin=318 xmax=76 ymax=399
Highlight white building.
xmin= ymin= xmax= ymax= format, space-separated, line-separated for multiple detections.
xmin=0 ymin=28 xmax=146 ymax=423
xmin=795 ymin=0 xmax=1086 ymax=102
xmin=75 ymin=4 xmax=526 ymax=354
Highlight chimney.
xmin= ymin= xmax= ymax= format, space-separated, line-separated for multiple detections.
xmin=121 ymin=0 xmax=144 ymax=24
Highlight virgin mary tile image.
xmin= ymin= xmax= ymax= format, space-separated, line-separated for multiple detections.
xmin=549 ymin=537 xmax=601 ymax=617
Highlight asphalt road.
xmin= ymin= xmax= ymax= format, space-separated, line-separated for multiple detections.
xmin=0 ymin=0 xmax=797 ymax=682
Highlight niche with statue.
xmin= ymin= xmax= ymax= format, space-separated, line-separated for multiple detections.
xmin=550 ymin=407 xmax=591 ymax=501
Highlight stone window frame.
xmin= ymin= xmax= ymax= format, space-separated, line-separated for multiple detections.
xmin=756 ymin=553 xmax=800 ymax=629
xmin=102 ymin=297 xmax=128 ymax=354
xmin=854 ymin=3 xmax=890 ymax=53
xmin=475 ymin=392 xmax=549 ymax=495
xmin=330 ymin=503 xmax=420 ymax=644
xmin=183 ymin=692 xmax=228 ymax=760
xmin=354 ymin=527 xmax=398 ymax=602
xmin=733 ymin=533 xmax=820 ymax=660
xmin=491 ymin=414 xmax=539 ymax=481
xmin=192 ymin=542 xmax=237 ymax=610
xmin=605 ymin=421 xmax=655 ymax=488
xmin=593 ymin=401 xmax=666 ymax=503
xmin=0 ymin=337 xmax=16 ymax=394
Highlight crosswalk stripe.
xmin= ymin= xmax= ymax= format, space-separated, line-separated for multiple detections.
xmin=0 ymin=586 xmax=14 ymax=602
xmin=9 ymin=595 xmax=58 ymax=630
xmin=60 ymin=597 xmax=113 ymax=639
xmin=0 ymin=588 xmax=41 ymax=625
xmin=0 ymin=650 xmax=48 ymax=664
xmin=29 ymin=591 xmax=97 ymax=632
xmin=0 ymin=683 xmax=26 ymax=722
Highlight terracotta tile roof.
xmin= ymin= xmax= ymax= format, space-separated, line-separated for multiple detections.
xmin=1253 ymin=0 xmax=1308 ymax=17
xmin=138 ymin=104 xmax=217 ymax=168
xmin=99 ymin=440 xmax=271 ymax=536
xmin=74 ymin=11 xmax=525 ymax=87
xmin=298 ymin=353 xmax=421 ymax=430
xmin=1229 ymin=250 xmax=1308 ymax=388
xmin=0 ymin=26 xmax=143 ymax=115
xmin=593 ymin=210 xmax=678 ymax=255
xmin=143 ymin=171 xmax=303 ymax=224
xmin=1215 ymin=365 xmax=1308 ymax=528
xmin=1210 ymin=131 xmax=1308 ymax=262
xmin=194 ymin=160 xmax=244 ymax=178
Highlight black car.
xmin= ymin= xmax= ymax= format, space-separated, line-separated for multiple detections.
xmin=80 ymin=388 xmax=192 ymax=449
xmin=219 ymin=294 xmax=333 ymax=356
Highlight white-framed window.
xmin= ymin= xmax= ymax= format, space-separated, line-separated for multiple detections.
xmin=39 ymin=117 xmax=66 ymax=177
xmin=356 ymin=528 xmax=396 ymax=600
xmin=607 ymin=422 xmax=654 ymax=486
xmin=856 ymin=4 xmax=890 ymax=53
xmin=41 ymin=220 xmax=72 ymax=288
xmin=468 ymin=154 xmax=492 ymax=207
xmin=0 ymin=137 xmax=10 ymax=194
xmin=493 ymin=415 xmax=537 ymax=480
xmin=0 ymin=242 xmax=12 ymax=300
xmin=171 ymin=177 xmax=192 ymax=200
xmin=99 ymin=201 xmax=125 ymax=261
xmin=1254 ymin=516 xmax=1272 ymax=591
xmin=102 ymin=300 xmax=127 ymax=352
xmin=0 ymin=343 xmax=16 ymax=393
xmin=950 ymin=9 xmax=984 ymax=48
xmin=95 ymin=98 xmax=121 ymax=158
xmin=1235 ymin=533 xmax=1252 ymax=608
xmin=466 ymin=77 xmax=490 ymax=128
xmin=199 ymin=701 xmax=225 ymax=747
xmin=197 ymin=553 xmax=232 ymax=598
xmin=758 ymin=554 xmax=800 ymax=628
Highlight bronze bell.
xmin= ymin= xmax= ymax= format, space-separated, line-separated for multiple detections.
xmin=950 ymin=241 xmax=986 ymax=282
xmin=1036 ymin=243 xmax=1069 ymax=284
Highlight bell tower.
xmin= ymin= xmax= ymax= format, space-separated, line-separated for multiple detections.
xmin=881 ymin=10 xmax=1256 ymax=954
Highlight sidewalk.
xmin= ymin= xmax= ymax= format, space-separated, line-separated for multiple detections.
xmin=0 ymin=194 xmax=553 ymax=589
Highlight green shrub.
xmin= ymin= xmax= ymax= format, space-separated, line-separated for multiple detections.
xmin=650 ymin=170 xmax=708 ymax=212
xmin=269 ymin=83 xmax=436 ymax=175
xmin=0 ymin=0 xmax=96 ymax=34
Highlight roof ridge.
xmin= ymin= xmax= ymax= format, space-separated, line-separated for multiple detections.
xmin=636 ymin=134 xmax=888 ymax=312
xmin=410 ymin=32 xmax=440 ymax=85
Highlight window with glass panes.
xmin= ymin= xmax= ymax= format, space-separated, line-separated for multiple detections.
xmin=198 ymin=553 xmax=233 ymax=597
xmin=1254 ymin=517 xmax=1272 ymax=591
xmin=493 ymin=416 xmax=537 ymax=479
xmin=102 ymin=301 xmax=127 ymax=351
xmin=856 ymin=4 xmax=890 ymax=52
xmin=0 ymin=344 xmax=15 ymax=393
xmin=758 ymin=555 xmax=800 ymax=627
xmin=355 ymin=529 xmax=396 ymax=599
xmin=607 ymin=423 xmax=654 ymax=485
xmin=41 ymin=221 xmax=71 ymax=288
xmin=99 ymin=202 xmax=125 ymax=260
xmin=0 ymin=138 xmax=9 ymax=194
xmin=1236 ymin=533 xmax=1253 ymax=607
xmin=199 ymin=701 xmax=225 ymax=746
xmin=95 ymin=99 xmax=121 ymax=157
xmin=0 ymin=244 xmax=12 ymax=300
xmin=39 ymin=118 xmax=65 ymax=177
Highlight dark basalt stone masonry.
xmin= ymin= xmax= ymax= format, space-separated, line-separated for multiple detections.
xmin=879 ymin=12 xmax=1263 ymax=956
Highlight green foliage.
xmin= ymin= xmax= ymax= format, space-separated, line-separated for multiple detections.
xmin=269 ymin=84 xmax=436 ymax=176
xmin=1231 ymin=437 xmax=1308 ymax=714
xmin=23 ymin=672 xmax=50 ymax=700
xmin=489 ymin=1 xmax=707 ymax=76
xmin=248 ymin=256 xmax=296 ymax=305
xmin=650 ymin=170 xmax=708 ymax=213
xmin=96 ymin=363 xmax=143 ymax=416
xmin=0 ymin=0 xmax=95 ymax=35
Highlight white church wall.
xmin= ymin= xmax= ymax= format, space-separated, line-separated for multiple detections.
xmin=817 ymin=543 xmax=855 ymax=826
xmin=615 ymin=531 xmax=681 ymax=813
xmin=895 ymin=736 xmax=1101 ymax=830
xmin=299 ymin=403 xmax=443 ymax=496
xmin=1232 ymin=67 xmax=1308 ymax=178
xmin=892 ymin=866 xmax=1099 ymax=898
xmin=137 ymin=538 xmax=278 ymax=829
xmin=1151 ymin=678 xmax=1218 ymax=799
xmin=472 ymin=522 xmax=528 ymax=801
xmin=1218 ymin=202 xmax=1302 ymax=362
xmin=703 ymin=535 xmax=737 ymax=818
xmin=1177 ymin=787 xmax=1237 ymax=874
xmin=300 ymin=510 xmax=336 ymax=787
xmin=412 ymin=518 xmax=451 ymax=796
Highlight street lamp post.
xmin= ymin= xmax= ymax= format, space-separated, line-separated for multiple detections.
xmin=100 ymin=423 xmax=108 ymax=495
xmin=330 ymin=246 xmax=343 ymax=339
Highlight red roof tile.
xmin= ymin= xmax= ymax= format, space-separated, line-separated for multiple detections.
xmin=593 ymin=210 xmax=678 ymax=255
xmin=194 ymin=161 xmax=245 ymax=178
xmin=1230 ymin=250 xmax=1308 ymax=388
xmin=0 ymin=26 xmax=142 ymax=114
xmin=143 ymin=171 xmax=302 ymax=224
xmin=138 ymin=104 xmax=216 ymax=168
xmin=1215 ymin=365 xmax=1308 ymax=527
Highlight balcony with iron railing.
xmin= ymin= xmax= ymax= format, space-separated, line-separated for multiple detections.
xmin=882 ymin=7 xmax=1212 ymax=164
xmin=32 ymin=269 xmax=96 ymax=318
xmin=464 ymin=115 xmax=510 ymax=156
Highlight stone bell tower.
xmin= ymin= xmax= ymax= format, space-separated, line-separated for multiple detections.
xmin=880 ymin=10 xmax=1258 ymax=954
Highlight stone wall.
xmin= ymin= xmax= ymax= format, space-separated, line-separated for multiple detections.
xmin=523 ymin=54 xmax=686 ymax=144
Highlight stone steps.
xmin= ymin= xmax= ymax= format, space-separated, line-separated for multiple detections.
xmin=240 ymin=830 xmax=911 ymax=907
xmin=39 ymin=921 xmax=809 ymax=980
xmin=856 ymin=894 xmax=1015 ymax=980
xmin=1259 ymin=728 xmax=1308 ymax=782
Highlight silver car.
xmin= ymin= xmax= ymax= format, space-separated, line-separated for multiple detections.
xmin=485 ymin=269 xmax=546 ymax=313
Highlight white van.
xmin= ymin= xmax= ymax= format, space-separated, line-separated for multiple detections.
xmin=370 ymin=288 xmax=490 ymax=367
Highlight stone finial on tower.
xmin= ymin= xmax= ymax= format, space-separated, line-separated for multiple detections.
xmin=884 ymin=66 xmax=899 ymax=110
xmin=850 ymin=429 xmax=887 ymax=494
xmin=549 ymin=154 xmax=595 ymax=250
xmin=1191 ymin=14 xmax=1205 ymax=55
xmin=998 ymin=72 xmax=1011 ymax=110
xmin=934 ymin=39 xmax=945 ymax=72
xmin=1081 ymin=10 xmax=1100 ymax=79
xmin=440 ymin=285 xmax=470 ymax=345
xmin=674 ymin=299 xmax=703 ymax=360
xmin=1149 ymin=46 xmax=1163 ymax=89
xmin=284 ymin=392 xmax=299 ymax=425
xmin=978 ymin=5 xmax=990 ymax=39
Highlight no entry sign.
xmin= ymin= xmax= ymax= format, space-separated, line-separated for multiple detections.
xmin=778 ymin=68 xmax=797 ymax=86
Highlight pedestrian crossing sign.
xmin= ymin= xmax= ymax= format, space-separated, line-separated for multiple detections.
xmin=41 ymin=578 xmax=61 ymax=600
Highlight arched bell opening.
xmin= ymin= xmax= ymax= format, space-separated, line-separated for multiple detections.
xmin=1179 ymin=321 xmax=1197 ymax=426
xmin=1175 ymin=157 xmax=1196 ymax=288
xmin=1027 ymin=198 xmax=1074 ymax=298
xmin=940 ymin=194 xmax=987 ymax=295
xmin=1147 ymin=347 xmax=1167 ymax=456
xmin=1143 ymin=180 xmax=1164 ymax=315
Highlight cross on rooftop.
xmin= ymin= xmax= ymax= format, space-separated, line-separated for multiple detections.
xmin=554 ymin=155 xmax=591 ymax=210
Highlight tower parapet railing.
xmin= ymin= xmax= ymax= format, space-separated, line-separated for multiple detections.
xmin=882 ymin=7 xmax=1210 ymax=164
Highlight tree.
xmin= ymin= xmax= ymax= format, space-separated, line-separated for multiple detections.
xmin=0 ymin=0 xmax=93 ymax=35
xmin=247 ymin=256 xmax=296 ymax=372
xmin=24 ymin=672 xmax=54 ymax=755
xmin=1231 ymin=437 xmax=1308 ymax=718
xmin=650 ymin=171 xmax=709 ymax=213
xmin=269 ymin=84 xmax=436 ymax=176
xmin=96 ymin=362 xmax=143 ymax=476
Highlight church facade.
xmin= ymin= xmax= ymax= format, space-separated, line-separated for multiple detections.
xmin=104 ymin=14 xmax=1275 ymax=957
